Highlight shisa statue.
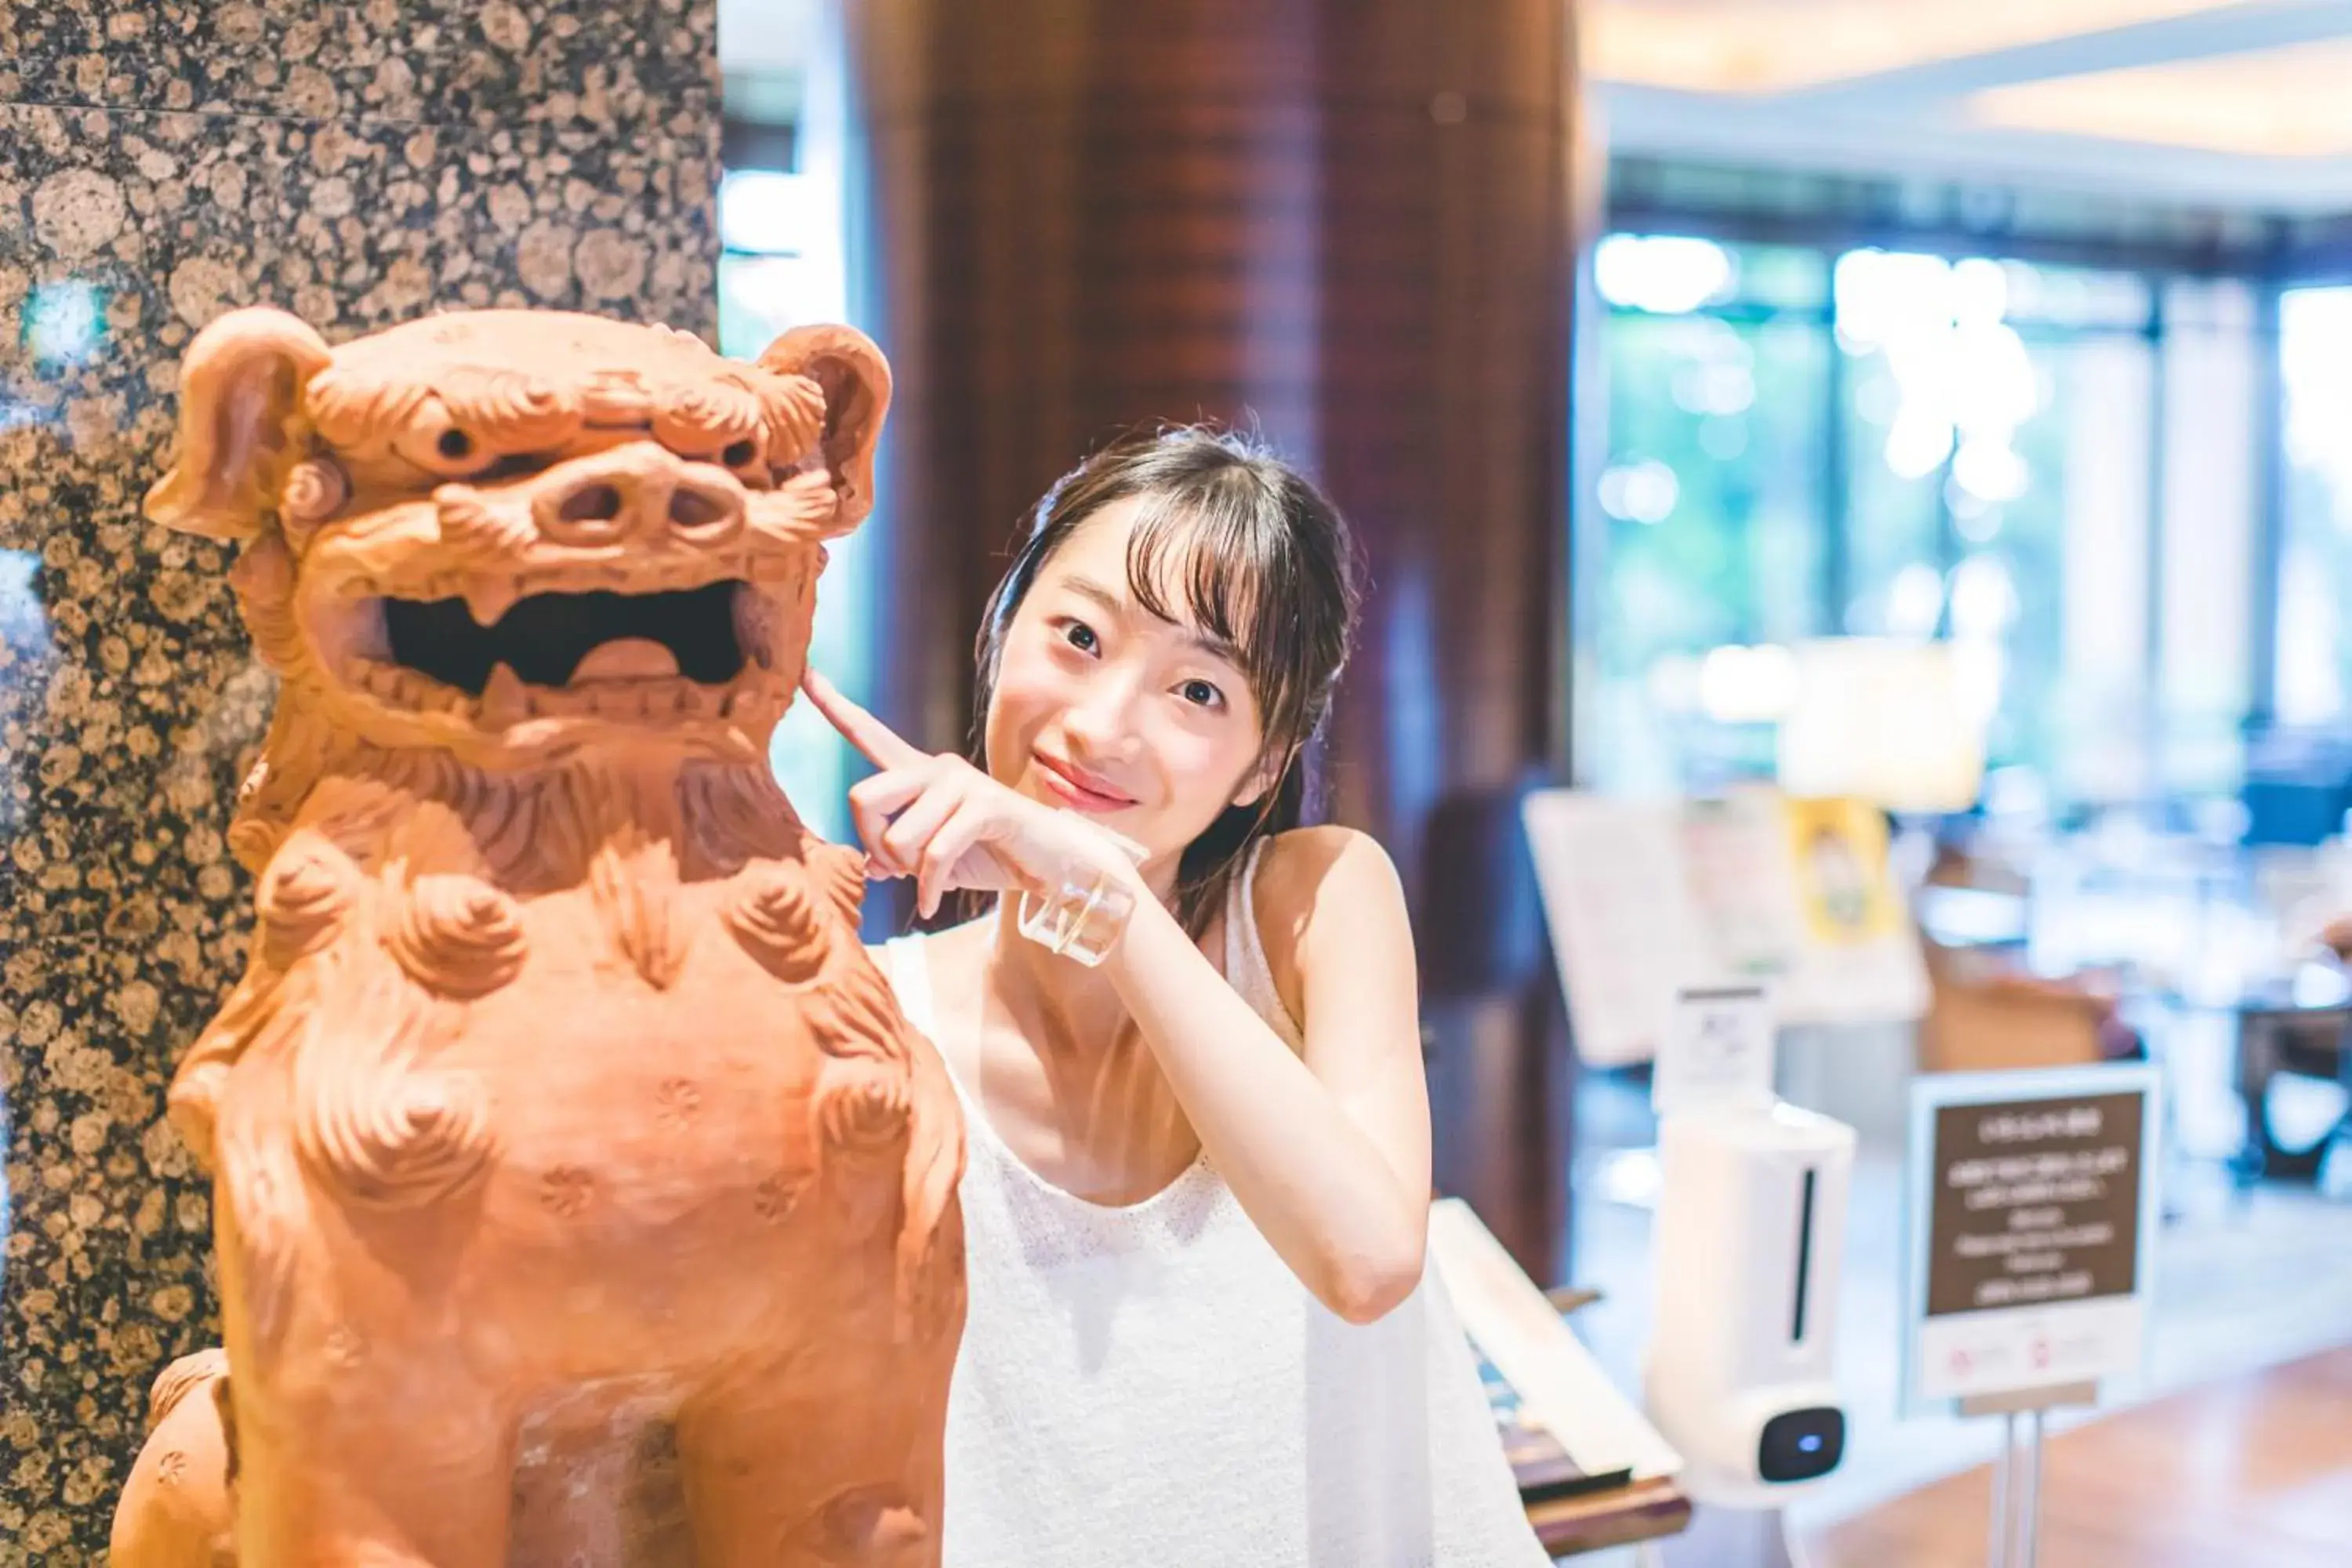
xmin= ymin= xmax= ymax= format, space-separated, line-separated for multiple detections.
xmin=106 ymin=307 xmax=966 ymax=1567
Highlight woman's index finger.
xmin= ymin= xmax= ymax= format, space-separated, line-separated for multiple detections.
xmin=800 ymin=666 xmax=927 ymax=770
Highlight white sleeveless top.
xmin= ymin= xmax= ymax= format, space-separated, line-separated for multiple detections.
xmin=877 ymin=841 xmax=1551 ymax=1567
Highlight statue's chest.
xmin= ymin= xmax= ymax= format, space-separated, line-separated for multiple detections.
xmin=358 ymin=873 xmax=854 ymax=1174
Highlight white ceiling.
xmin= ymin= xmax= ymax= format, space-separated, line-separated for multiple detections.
xmin=1587 ymin=0 xmax=2352 ymax=212
xmin=716 ymin=0 xmax=2352 ymax=213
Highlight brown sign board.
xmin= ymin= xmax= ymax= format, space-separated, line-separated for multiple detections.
xmin=1926 ymin=1091 xmax=2145 ymax=1319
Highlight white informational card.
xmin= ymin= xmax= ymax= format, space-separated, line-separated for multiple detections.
xmin=1899 ymin=1065 xmax=2163 ymax=1413
xmin=1428 ymin=1199 xmax=1684 ymax=1483
xmin=1519 ymin=791 xmax=1710 ymax=1067
xmin=1653 ymin=983 xmax=1777 ymax=1117
xmin=1522 ymin=786 xmax=1929 ymax=1068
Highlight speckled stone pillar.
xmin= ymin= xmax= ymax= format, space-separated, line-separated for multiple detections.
xmin=0 ymin=5 xmax=717 ymax=1559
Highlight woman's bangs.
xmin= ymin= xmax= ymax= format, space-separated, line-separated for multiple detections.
xmin=1123 ymin=487 xmax=1300 ymax=723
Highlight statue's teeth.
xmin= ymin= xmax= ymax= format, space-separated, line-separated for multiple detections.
xmin=572 ymin=638 xmax=681 ymax=683
xmin=465 ymin=579 xmax=520 ymax=626
xmin=481 ymin=662 xmax=528 ymax=727
xmin=347 ymin=600 xmax=391 ymax=662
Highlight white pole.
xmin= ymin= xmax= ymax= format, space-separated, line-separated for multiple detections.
xmin=2014 ymin=1409 xmax=2046 ymax=1568
xmin=1986 ymin=1411 xmax=2015 ymax=1568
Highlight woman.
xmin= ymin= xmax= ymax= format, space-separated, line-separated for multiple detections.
xmin=803 ymin=428 xmax=1549 ymax=1565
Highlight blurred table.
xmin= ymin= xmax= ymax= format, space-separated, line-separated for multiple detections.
xmin=1808 ymin=1345 xmax=2352 ymax=1567
xmin=1918 ymin=857 xmax=2352 ymax=1183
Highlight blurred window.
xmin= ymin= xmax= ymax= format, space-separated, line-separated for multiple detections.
xmin=2277 ymin=286 xmax=2352 ymax=728
xmin=717 ymin=169 xmax=865 ymax=844
xmin=1581 ymin=233 xmax=2253 ymax=809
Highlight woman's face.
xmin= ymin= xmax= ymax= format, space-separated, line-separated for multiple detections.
xmin=983 ymin=495 xmax=1272 ymax=874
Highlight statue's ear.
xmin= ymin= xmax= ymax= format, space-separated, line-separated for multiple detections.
xmin=146 ymin=307 xmax=332 ymax=541
xmin=757 ymin=324 xmax=891 ymax=533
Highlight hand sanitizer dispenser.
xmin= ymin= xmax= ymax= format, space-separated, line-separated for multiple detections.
xmin=1644 ymin=1094 xmax=1857 ymax=1509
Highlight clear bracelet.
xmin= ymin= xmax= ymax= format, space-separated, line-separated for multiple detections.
xmin=1013 ymin=817 xmax=1146 ymax=967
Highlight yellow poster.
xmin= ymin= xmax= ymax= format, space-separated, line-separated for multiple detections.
xmin=1781 ymin=796 xmax=1900 ymax=946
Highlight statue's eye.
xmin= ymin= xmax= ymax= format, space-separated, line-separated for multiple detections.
xmin=722 ymin=439 xmax=758 ymax=467
xmin=437 ymin=429 xmax=475 ymax=461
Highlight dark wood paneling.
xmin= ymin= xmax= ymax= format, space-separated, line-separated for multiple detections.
xmin=848 ymin=0 xmax=1580 ymax=1278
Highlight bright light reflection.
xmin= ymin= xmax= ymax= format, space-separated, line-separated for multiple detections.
xmin=1597 ymin=459 xmax=1680 ymax=524
xmin=1950 ymin=554 xmax=2018 ymax=639
xmin=23 ymin=281 xmax=103 ymax=364
xmin=0 ymin=549 xmax=45 ymax=648
xmin=1835 ymin=248 xmax=2038 ymax=499
xmin=1953 ymin=437 xmax=2028 ymax=503
xmin=1595 ymin=234 xmax=1735 ymax=315
xmin=1952 ymin=639 xmax=2005 ymax=724
xmin=2283 ymin=289 xmax=2352 ymax=506
xmin=1671 ymin=358 xmax=1756 ymax=417
xmin=719 ymin=169 xmax=818 ymax=256
xmin=2278 ymin=287 xmax=2352 ymax=725
xmin=1700 ymin=643 xmax=1802 ymax=724
xmin=1886 ymin=562 xmax=1946 ymax=638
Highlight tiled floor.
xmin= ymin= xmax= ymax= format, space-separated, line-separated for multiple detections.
xmin=1555 ymin=1007 xmax=2352 ymax=1562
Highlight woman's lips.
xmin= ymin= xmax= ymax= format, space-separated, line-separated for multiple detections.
xmin=1033 ymin=752 xmax=1134 ymax=812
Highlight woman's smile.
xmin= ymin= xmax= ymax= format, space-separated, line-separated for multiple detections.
xmin=1031 ymin=748 xmax=1138 ymax=813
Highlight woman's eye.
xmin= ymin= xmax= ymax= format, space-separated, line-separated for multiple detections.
xmin=1061 ymin=620 xmax=1100 ymax=655
xmin=1179 ymin=678 xmax=1224 ymax=709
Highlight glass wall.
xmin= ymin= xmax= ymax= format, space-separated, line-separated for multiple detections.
xmin=1581 ymin=230 xmax=2260 ymax=814
xmin=2277 ymin=285 xmax=2352 ymax=728
xmin=1588 ymin=238 xmax=1831 ymax=789
xmin=717 ymin=169 xmax=866 ymax=844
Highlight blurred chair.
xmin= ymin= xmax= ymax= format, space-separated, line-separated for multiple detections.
xmin=1916 ymin=933 xmax=2131 ymax=1074
xmin=2239 ymin=727 xmax=2352 ymax=847
xmin=2234 ymin=994 xmax=2352 ymax=1185
xmin=1915 ymin=837 xmax=2139 ymax=1074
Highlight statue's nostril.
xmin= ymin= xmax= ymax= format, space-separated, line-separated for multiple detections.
xmin=559 ymin=485 xmax=623 ymax=524
xmin=670 ymin=488 xmax=733 ymax=530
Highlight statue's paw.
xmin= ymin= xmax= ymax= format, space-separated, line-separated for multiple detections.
xmin=816 ymin=1065 xmax=911 ymax=1153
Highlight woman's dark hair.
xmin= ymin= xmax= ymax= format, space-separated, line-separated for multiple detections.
xmin=967 ymin=425 xmax=1362 ymax=938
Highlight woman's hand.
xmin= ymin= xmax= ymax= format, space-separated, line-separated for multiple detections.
xmin=800 ymin=667 xmax=1142 ymax=920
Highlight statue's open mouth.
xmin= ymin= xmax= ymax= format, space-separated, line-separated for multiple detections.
xmin=327 ymin=567 xmax=786 ymax=733
xmin=390 ymin=581 xmax=748 ymax=690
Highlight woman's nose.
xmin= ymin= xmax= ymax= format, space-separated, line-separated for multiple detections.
xmin=1061 ymin=669 xmax=1144 ymax=754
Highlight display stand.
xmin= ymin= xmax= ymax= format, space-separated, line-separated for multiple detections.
xmin=1962 ymin=1380 xmax=2095 ymax=1568
xmin=1900 ymin=1069 xmax=2161 ymax=1568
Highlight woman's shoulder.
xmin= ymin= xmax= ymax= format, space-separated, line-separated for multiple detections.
xmin=1251 ymin=824 xmax=1406 ymax=916
xmin=1247 ymin=826 xmax=1413 ymax=1004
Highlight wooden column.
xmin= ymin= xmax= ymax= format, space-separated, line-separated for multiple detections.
xmin=845 ymin=0 xmax=1581 ymax=1277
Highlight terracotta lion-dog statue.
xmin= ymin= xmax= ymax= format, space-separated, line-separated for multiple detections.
xmin=107 ymin=307 xmax=966 ymax=1568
